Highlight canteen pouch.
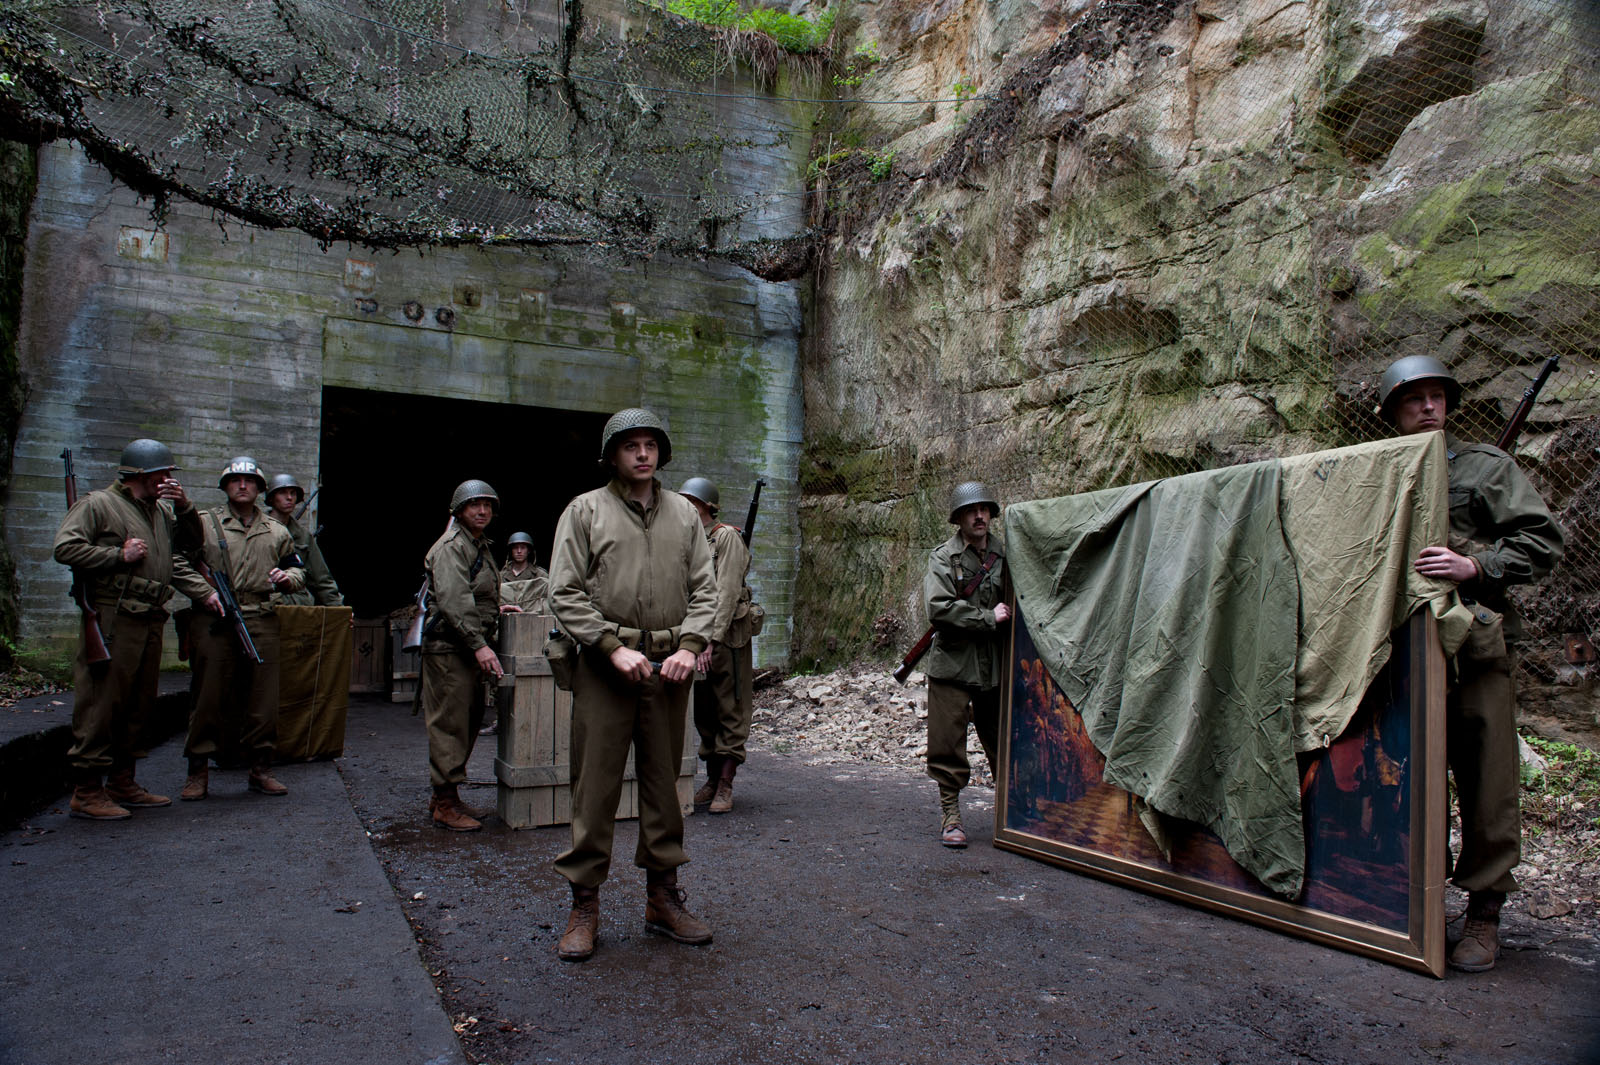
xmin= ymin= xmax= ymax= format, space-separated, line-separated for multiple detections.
xmin=544 ymin=628 xmax=578 ymax=691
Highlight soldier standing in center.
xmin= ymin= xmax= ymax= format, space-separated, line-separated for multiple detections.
xmin=547 ymin=408 xmax=718 ymax=962
xmin=181 ymin=457 xmax=305 ymax=801
xmin=921 ymin=481 xmax=1010 ymax=849
xmin=679 ymin=476 xmax=758 ymax=815
xmin=420 ymin=480 xmax=505 ymax=832
xmin=497 ymin=532 xmax=548 ymax=615
xmin=263 ymin=472 xmax=344 ymax=607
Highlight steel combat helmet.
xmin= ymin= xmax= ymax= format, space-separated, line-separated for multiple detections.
xmin=1378 ymin=355 xmax=1460 ymax=420
xmin=266 ymin=472 xmax=303 ymax=504
xmin=117 ymin=439 xmax=178 ymax=479
xmin=449 ymin=479 xmax=499 ymax=514
xmin=507 ymin=531 xmax=534 ymax=548
xmin=678 ymin=476 xmax=720 ymax=513
xmin=218 ymin=456 xmax=267 ymax=492
xmin=599 ymin=408 xmax=672 ymax=469
xmin=948 ymin=481 xmax=1000 ymax=524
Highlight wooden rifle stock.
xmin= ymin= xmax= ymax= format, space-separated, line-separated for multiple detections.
xmin=1495 ymin=354 xmax=1560 ymax=452
xmin=60 ymin=448 xmax=111 ymax=665
xmin=892 ymin=549 xmax=1002 ymax=685
xmin=403 ymin=516 xmax=455 ymax=652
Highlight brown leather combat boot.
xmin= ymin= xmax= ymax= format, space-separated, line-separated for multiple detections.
xmin=709 ymin=759 xmax=736 ymax=815
xmin=70 ymin=781 xmax=132 ymax=821
xmin=248 ymin=762 xmax=289 ymax=796
xmin=693 ymin=758 xmax=719 ymax=806
xmin=106 ymin=767 xmax=171 ymax=808
xmin=557 ymin=884 xmax=601 ymax=961
xmin=1449 ymin=890 xmax=1505 ymax=972
xmin=430 ymin=785 xmax=482 ymax=832
xmin=180 ymin=760 xmax=209 ymax=801
xmin=644 ymin=869 xmax=712 ymax=945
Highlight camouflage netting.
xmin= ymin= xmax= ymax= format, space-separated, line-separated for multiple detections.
xmin=0 ymin=0 xmax=823 ymax=277
xmin=795 ymin=0 xmax=1600 ymax=712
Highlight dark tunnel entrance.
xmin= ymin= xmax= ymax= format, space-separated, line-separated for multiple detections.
xmin=316 ymin=386 xmax=610 ymax=617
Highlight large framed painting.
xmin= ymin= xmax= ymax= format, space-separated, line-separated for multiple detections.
xmin=996 ymin=609 xmax=1447 ymax=977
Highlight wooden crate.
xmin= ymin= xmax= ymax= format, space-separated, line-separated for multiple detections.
xmin=389 ymin=618 xmax=419 ymax=703
xmin=349 ymin=618 xmax=388 ymax=693
xmin=495 ymin=612 xmax=696 ymax=829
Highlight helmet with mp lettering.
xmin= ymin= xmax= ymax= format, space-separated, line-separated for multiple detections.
xmin=217 ymin=456 xmax=267 ymax=492
xmin=449 ymin=479 xmax=499 ymax=515
xmin=1378 ymin=356 xmax=1460 ymax=421
xmin=948 ymin=481 xmax=1000 ymax=524
xmin=599 ymin=407 xmax=672 ymax=469
xmin=116 ymin=439 xmax=179 ymax=480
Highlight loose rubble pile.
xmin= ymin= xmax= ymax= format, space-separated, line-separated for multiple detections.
xmin=752 ymin=663 xmax=993 ymax=787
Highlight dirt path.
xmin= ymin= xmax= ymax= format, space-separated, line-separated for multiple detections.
xmin=338 ymin=698 xmax=1599 ymax=1065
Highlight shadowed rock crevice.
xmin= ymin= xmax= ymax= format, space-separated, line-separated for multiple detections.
xmin=1320 ymin=16 xmax=1486 ymax=166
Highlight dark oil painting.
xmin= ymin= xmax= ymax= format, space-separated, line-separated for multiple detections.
xmin=997 ymin=611 xmax=1445 ymax=975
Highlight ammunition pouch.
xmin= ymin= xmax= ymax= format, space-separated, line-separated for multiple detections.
xmin=95 ymin=573 xmax=174 ymax=617
xmin=544 ymin=629 xmax=578 ymax=691
xmin=615 ymin=626 xmax=682 ymax=659
xmin=1461 ymin=602 xmax=1508 ymax=666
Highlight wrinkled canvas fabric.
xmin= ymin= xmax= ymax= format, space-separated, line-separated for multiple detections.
xmin=1007 ymin=434 xmax=1463 ymax=898
xmin=276 ymin=605 xmax=354 ymax=761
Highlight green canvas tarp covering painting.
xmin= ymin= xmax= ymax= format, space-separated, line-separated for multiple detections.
xmin=1006 ymin=434 xmax=1469 ymax=897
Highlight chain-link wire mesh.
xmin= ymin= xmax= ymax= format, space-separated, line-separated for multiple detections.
xmin=0 ymin=0 xmax=1596 ymax=692
xmin=796 ymin=0 xmax=1599 ymax=697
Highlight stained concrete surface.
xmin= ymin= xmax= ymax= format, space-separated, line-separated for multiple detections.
xmin=3 ymin=693 xmax=1596 ymax=1065
xmin=340 ymin=698 xmax=1600 ymax=1065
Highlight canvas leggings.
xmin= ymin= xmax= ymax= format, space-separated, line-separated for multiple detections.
xmin=693 ymin=640 xmax=753 ymax=766
xmin=1448 ymin=647 xmax=1521 ymax=895
xmin=556 ymin=649 xmax=690 ymax=889
xmin=68 ymin=609 xmax=165 ymax=772
xmin=422 ymin=646 xmax=489 ymax=788
xmin=185 ymin=611 xmax=281 ymax=764
xmin=926 ymin=678 xmax=1000 ymax=827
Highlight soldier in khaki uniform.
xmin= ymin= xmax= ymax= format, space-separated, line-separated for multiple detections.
xmin=680 ymin=477 xmax=759 ymax=815
xmin=264 ymin=472 xmax=344 ymax=607
xmin=51 ymin=439 xmax=212 ymax=820
xmin=1380 ymin=356 xmax=1564 ymax=972
xmin=921 ymin=481 xmax=1009 ymax=849
xmin=420 ymin=479 xmax=505 ymax=832
xmin=498 ymin=532 xmax=548 ymax=614
xmin=548 ymin=408 xmax=718 ymax=962
xmin=182 ymin=457 xmax=305 ymax=800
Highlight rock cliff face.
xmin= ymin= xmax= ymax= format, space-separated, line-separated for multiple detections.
xmin=799 ymin=0 xmax=1598 ymax=721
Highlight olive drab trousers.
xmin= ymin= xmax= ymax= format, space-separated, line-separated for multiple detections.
xmin=1448 ymin=645 xmax=1522 ymax=895
xmin=68 ymin=609 xmax=165 ymax=772
xmin=185 ymin=611 xmax=281 ymax=764
xmin=422 ymin=647 xmax=489 ymax=788
xmin=693 ymin=640 xmax=753 ymax=766
xmin=556 ymin=649 xmax=691 ymax=889
xmin=926 ymin=678 xmax=1000 ymax=826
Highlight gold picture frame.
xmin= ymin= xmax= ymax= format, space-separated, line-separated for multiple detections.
xmin=996 ymin=609 xmax=1447 ymax=977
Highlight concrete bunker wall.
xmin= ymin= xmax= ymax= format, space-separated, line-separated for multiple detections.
xmin=4 ymin=143 xmax=802 ymax=668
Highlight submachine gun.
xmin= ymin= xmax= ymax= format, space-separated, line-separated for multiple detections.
xmin=59 ymin=448 xmax=111 ymax=665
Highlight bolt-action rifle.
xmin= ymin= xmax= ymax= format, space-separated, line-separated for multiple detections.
xmin=293 ymin=484 xmax=321 ymax=522
xmin=1495 ymin=354 xmax=1561 ymax=452
xmin=60 ymin=449 xmax=111 ymax=665
xmin=892 ymin=550 xmax=1002 ymax=685
xmin=739 ymin=478 xmax=766 ymax=548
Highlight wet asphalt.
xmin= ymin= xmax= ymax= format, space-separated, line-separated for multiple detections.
xmin=3 ymin=693 xmax=1598 ymax=1065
